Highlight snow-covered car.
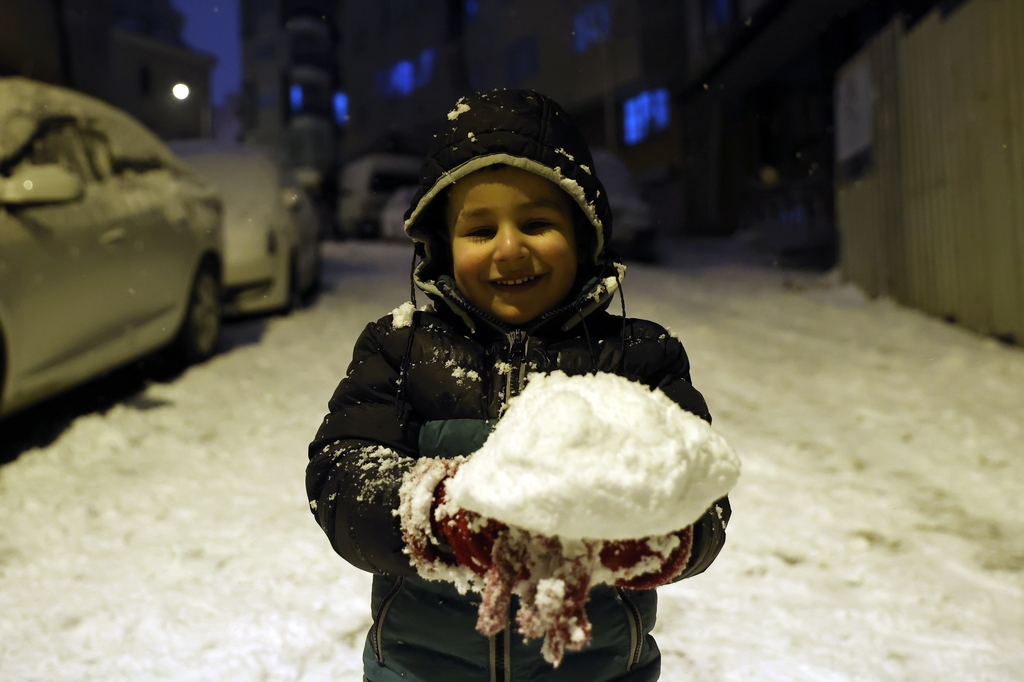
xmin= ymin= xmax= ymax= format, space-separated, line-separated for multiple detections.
xmin=170 ymin=142 xmax=320 ymax=315
xmin=590 ymin=149 xmax=656 ymax=262
xmin=379 ymin=185 xmax=418 ymax=241
xmin=338 ymin=153 xmax=420 ymax=239
xmin=0 ymin=77 xmax=224 ymax=418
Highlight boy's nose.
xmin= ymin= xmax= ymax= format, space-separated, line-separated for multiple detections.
xmin=494 ymin=224 xmax=528 ymax=261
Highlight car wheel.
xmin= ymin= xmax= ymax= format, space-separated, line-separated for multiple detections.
xmin=173 ymin=261 xmax=222 ymax=364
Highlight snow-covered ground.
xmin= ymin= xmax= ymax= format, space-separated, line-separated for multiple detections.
xmin=1 ymin=241 xmax=1021 ymax=681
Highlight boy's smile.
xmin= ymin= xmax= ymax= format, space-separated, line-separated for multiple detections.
xmin=447 ymin=166 xmax=579 ymax=325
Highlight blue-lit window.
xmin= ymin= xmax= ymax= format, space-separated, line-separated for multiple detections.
xmin=390 ymin=60 xmax=415 ymax=96
xmin=333 ymin=92 xmax=348 ymax=125
xmin=289 ymin=83 xmax=304 ymax=113
xmin=375 ymin=47 xmax=438 ymax=98
xmin=707 ymin=0 xmax=732 ymax=27
xmin=415 ymin=48 xmax=435 ymax=88
xmin=465 ymin=0 xmax=479 ymax=21
xmin=622 ymin=88 xmax=670 ymax=146
xmin=573 ymin=1 xmax=612 ymax=53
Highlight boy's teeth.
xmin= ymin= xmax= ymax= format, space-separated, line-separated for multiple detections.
xmin=497 ymin=276 xmax=536 ymax=285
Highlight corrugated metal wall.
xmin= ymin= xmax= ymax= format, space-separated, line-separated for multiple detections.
xmin=836 ymin=0 xmax=1024 ymax=344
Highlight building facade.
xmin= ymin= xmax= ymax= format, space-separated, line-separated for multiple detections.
xmin=107 ymin=28 xmax=215 ymax=141
xmin=0 ymin=0 xmax=214 ymax=141
xmin=239 ymin=0 xmax=340 ymax=173
xmin=336 ymin=0 xmax=468 ymax=158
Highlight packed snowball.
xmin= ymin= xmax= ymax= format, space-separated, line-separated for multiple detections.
xmin=446 ymin=371 xmax=741 ymax=540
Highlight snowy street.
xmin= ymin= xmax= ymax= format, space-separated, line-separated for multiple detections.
xmin=1 ymin=240 xmax=1022 ymax=681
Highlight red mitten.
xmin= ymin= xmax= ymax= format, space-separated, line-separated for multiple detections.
xmin=599 ymin=526 xmax=694 ymax=590
xmin=433 ymin=478 xmax=508 ymax=577
xmin=399 ymin=457 xmax=472 ymax=584
xmin=398 ymin=456 xmax=514 ymax=597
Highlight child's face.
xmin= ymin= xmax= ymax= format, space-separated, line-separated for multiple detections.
xmin=447 ymin=166 xmax=578 ymax=325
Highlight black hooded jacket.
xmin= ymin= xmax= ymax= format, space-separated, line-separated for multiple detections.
xmin=306 ymin=90 xmax=729 ymax=681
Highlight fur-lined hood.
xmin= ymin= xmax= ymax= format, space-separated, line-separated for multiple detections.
xmin=402 ymin=89 xmax=623 ymax=333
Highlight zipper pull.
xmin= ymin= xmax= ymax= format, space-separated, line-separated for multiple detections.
xmin=504 ymin=329 xmax=529 ymax=404
xmin=507 ymin=329 xmax=526 ymax=359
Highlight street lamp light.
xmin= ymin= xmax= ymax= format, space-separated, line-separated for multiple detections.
xmin=172 ymin=83 xmax=190 ymax=100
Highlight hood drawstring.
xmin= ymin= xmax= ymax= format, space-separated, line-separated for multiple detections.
xmin=574 ymin=298 xmax=598 ymax=372
xmin=610 ymin=256 xmax=629 ymax=374
xmin=396 ymin=245 xmax=424 ymax=418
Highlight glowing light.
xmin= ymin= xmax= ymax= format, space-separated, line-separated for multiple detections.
xmin=333 ymin=92 xmax=348 ymax=124
xmin=573 ymin=1 xmax=612 ymax=53
xmin=375 ymin=49 xmax=436 ymax=99
xmin=290 ymin=83 xmax=303 ymax=112
xmin=623 ymin=88 xmax=671 ymax=146
xmin=172 ymin=83 xmax=190 ymax=100
xmin=390 ymin=60 xmax=415 ymax=96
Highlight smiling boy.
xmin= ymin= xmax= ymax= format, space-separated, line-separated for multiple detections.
xmin=448 ymin=165 xmax=579 ymax=325
xmin=307 ymin=90 xmax=730 ymax=682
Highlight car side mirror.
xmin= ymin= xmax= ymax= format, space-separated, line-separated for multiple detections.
xmin=0 ymin=164 xmax=84 ymax=205
xmin=280 ymin=188 xmax=301 ymax=212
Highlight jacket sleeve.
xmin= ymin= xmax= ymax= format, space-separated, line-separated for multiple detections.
xmin=675 ymin=496 xmax=731 ymax=580
xmin=306 ymin=319 xmax=422 ymax=576
xmin=645 ymin=327 xmax=729 ymax=579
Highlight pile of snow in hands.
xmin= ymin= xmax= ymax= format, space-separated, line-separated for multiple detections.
xmin=446 ymin=370 xmax=741 ymax=540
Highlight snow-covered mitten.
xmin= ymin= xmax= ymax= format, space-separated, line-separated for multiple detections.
xmin=398 ymin=456 xmax=514 ymax=592
xmin=434 ymin=481 xmax=508 ymax=577
xmin=598 ymin=526 xmax=694 ymax=590
xmin=398 ymin=456 xmax=478 ymax=589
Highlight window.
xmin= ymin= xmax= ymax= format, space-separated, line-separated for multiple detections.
xmin=287 ymin=79 xmax=332 ymax=118
xmin=26 ymin=121 xmax=93 ymax=181
xmin=622 ymin=88 xmax=670 ymax=146
xmin=374 ymin=48 xmax=437 ymax=98
xmin=81 ymin=129 xmax=114 ymax=179
xmin=333 ymin=92 xmax=348 ymax=125
xmin=506 ymin=36 xmax=539 ymax=85
xmin=706 ymin=0 xmax=732 ymax=28
xmin=572 ymin=1 xmax=611 ymax=53
xmin=390 ymin=60 xmax=415 ymax=96
xmin=416 ymin=48 xmax=435 ymax=89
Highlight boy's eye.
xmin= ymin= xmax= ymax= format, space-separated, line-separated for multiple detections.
xmin=465 ymin=226 xmax=495 ymax=238
xmin=524 ymin=220 xmax=552 ymax=231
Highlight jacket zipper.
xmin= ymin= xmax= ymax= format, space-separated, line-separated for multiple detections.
xmin=372 ymin=576 xmax=404 ymax=664
xmin=504 ymin=329 xmax=529 ymax=402
xmin=616 ymin=587 xmax=644 ymax=670
xmin=489 ymin=331 xmax=529 ymax=681
xmin=489 ymin=617 xmax=512 ymax=682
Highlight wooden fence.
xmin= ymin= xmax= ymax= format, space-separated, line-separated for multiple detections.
xmin=835 ymin=0 xmax=1024 ymax=344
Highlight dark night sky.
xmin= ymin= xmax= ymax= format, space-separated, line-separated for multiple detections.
xmin=170 ymin=0 xmax=240 ymax=107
